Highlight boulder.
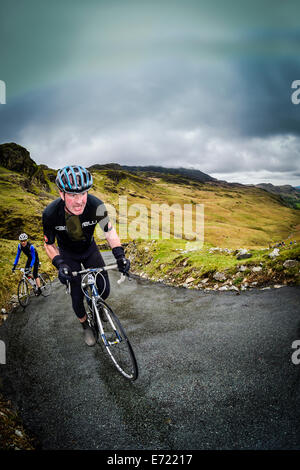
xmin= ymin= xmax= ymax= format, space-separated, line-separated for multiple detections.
xmin=213 ymin=271 xmax=227 ymax=282
xmin=252 ymin=266 xmax=262 ymax=272
xmin=283 ymin=259 xmax=299 ymax=269
xmin=236 ymin=249 xmax=252 ymax=260
xmin=269 ymin=248 xmax=280 ymax=258
xmin=239 ymin=265 xmax=248 ymax=272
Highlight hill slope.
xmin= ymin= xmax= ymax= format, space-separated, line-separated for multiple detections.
xmin=0 ymin=142 xmax=299 ymax=247
xmin=0 ymin=142 xmax=299 ymax=311
xmin=254 ymin=183 xmax=300 ymax=209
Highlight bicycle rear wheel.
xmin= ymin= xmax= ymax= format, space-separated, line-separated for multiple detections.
xmin=39 ymin=272 xmax=52 ymax=297
xmin=95 ymin=300 xmax=138 ymax=381
xmin=17 ymin=279 xmax=31 ymax=308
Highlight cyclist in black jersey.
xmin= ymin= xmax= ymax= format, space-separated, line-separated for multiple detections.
xmin=42 ymin=165 xmax=130 ymax=347
xmin=12 ymin=233 xmax=42 ymax=296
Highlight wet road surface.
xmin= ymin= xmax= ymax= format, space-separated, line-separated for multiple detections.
xmin=1 ymin=252 xmax=300 ymax=450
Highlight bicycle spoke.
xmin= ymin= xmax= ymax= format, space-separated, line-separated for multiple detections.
xmin=96 ymin=301 xmax=138 ymax=381
xmin=17 ymin=279 xmax=30 ymax=307
xmin=39 ymin=272 xmax=52 ymax=297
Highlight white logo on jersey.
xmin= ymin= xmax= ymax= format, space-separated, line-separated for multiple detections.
xmin=82 ymin=220 xmax=97 ymax=227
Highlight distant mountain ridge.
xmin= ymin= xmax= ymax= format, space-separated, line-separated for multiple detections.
xmin=88 ymin=163 xmax=217 ymax=183
xmin=252 ymin=183 xmax=300 ymax=209
xmin=0 ymin=142 xmax=299 ymax=209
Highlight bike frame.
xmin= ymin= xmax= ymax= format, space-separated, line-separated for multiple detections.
xmin=16 ymin=267 xmax=37 ymax=287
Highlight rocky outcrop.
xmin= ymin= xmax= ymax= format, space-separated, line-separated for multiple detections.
xmin=0 ymin=143 xmax=50 ymax=191
xmin=0 ymin=143 xmax=37 ymax=176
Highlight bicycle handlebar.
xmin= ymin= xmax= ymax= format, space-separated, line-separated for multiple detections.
xmin=70 ymin=263 xmax=118 ymax=277
xmin=65 ymin=264 xmax=130 ymax=295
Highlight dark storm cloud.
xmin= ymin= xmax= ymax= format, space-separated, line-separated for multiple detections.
xmin=1 ymin=0 xmax=300 ymax=184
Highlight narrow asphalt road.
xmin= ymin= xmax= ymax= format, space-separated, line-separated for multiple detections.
xmin=0 ymin=252 xmax=300 ymax=450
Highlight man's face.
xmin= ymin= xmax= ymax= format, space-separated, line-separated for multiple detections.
xmin=60 ymin=191 xmax=88 ymax=215
xmin=20 ymin=240 xmax=27 ymax=247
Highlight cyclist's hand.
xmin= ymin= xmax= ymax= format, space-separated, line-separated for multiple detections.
xmin=112 ymin=246 xmax=130 ymax=275
xmin=116 ymin=257 xmax=130 ymax=275
xmin=12 ymin=265 xmax=16 ymax=272
xmin=58 ymin=264 xmax=72 ymax=285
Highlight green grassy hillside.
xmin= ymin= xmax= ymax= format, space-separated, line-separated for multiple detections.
xmin=0 ymin=143 xmax=300 ymax=313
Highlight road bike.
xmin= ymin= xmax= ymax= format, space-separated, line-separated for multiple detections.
xmin=68 ymin=264 xmax=138 ymax=381
xmin=16 ymin=267 xmax=52 ymax=308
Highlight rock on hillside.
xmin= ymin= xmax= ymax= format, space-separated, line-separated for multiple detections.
xmin=0 ymin=142 xmax=37 ymax=176
xmin=0 ymin=142 xmax=50 ymax=191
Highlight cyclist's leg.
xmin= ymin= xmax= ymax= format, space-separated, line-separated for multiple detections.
xmin=25 ymin=259 xmax=30 ymax=271
xmin=59 ymin=250 xmax=85 ymax=317
xmin=59 ymin=248 xmax=96 ymax=346
xmin=33 ymin=258 xmax=41 ymax=290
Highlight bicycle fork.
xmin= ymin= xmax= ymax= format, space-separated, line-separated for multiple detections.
xmin=92 ymin=297 xmax=122 ymax=347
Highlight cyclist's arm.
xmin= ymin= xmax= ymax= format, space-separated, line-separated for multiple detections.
xmin=13 ymin=244 xmax=21 ymax=266
xmin=30 ymin=244 xmax=36 ymax=267
xmin=43 ymin=208 xmax=59 ymax=261
xmin=44 ymin=242 xmax=60 ymax=261
xmin=104 ymin=222 xmax=122 ymax=249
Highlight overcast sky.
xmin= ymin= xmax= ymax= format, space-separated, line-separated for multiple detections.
xmin=1 ymin=0 xmax=300 ymax=185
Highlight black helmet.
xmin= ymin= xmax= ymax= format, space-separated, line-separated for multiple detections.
xmin=55 ymin=165 xmax=93 ymax=193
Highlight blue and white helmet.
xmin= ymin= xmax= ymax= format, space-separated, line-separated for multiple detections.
xmin=56 ymin=165 xmax=93 ymax=193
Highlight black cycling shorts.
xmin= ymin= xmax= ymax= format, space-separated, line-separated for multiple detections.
xmin=60 ymin=240 xmax=110 ymax=319
xmin=25 ymin=257 xmax=39 ymax=279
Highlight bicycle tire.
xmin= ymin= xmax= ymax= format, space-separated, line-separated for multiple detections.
xmin=95 ymin=299 xmax=138 ymax=381
xmin=39 ymin=272 xmax=52 ymax=297
xmin=17 ymin=279 xmax=31 ymax=308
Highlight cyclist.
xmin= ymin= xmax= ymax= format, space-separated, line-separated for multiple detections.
xmin=42 ymin=165 xmax=130 ymax=347
xmin=12 ymin=233 xmax=42 ymax=296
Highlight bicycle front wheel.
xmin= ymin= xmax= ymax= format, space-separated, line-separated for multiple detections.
xmin=95 ymin=300 xmax=138 ymax=381
xmin=17 ymin=279 xmax=31 ymax=308
xmin=39 ymin=272 xmax=52 ymax=297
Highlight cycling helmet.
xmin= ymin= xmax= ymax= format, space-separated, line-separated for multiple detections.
xmin=55 ymin=165 xmax=93 ymax=193
xmin=19 ymin=233 xmax=28 ymax=241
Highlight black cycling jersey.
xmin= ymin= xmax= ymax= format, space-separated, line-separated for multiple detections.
xmin=42 ymin=194 xmax=110 ymax=253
